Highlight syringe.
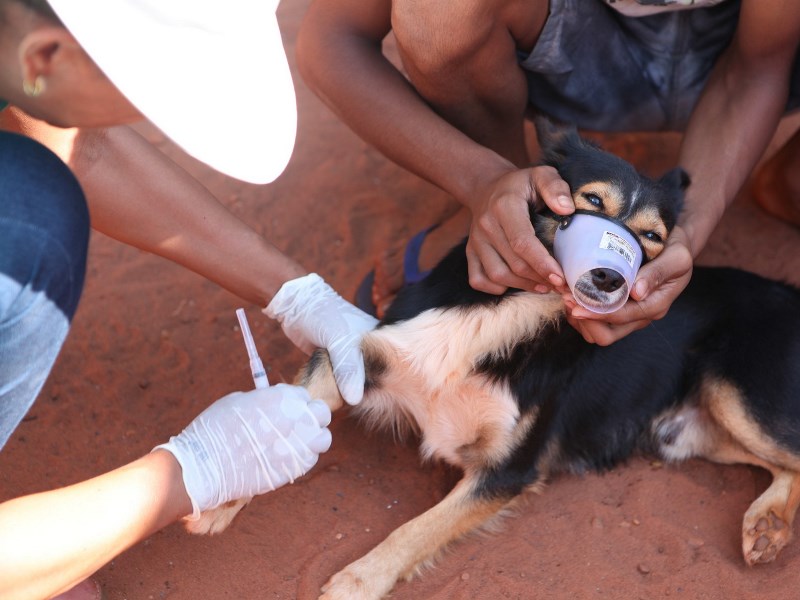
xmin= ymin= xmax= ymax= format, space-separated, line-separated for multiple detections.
xmin=236 ymin=308 xmax=269 ymax=389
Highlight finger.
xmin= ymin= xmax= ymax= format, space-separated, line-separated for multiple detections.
xmin=632 ymin=237 xmax=693 ymax=302
xmin=472 ymin=219 xmax=561 ymax=290
xmin=569 ymin=299 xmax=646 ymax=325
xmin=530 ymin=165 xmax=573 ymax=214
xmin=565 ymin=313 xmax=596 ymax=344
xmin=466 ymin=239 xmax=550 ymax=293
xmin=473 ymin=204 xmax=541 ymax=283
xmin=568 ymin=316 xmax=648 ymax=346
xmin=306 ymin=428 xmax=333 ymax=454
xmin=465 ymin=242 xmax=511 ymax=294
xmin=307 ymin=399 xmax=332 ymax=427
xmin=499 ymin=224 xmax=563 ymax=284
xmin=329 ymin=349 xmax=365 ymax=406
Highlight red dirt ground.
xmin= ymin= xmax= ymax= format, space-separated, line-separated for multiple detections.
xmin=2 ymin=2 xmax=800 ymax=599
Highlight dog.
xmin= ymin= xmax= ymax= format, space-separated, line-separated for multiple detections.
xmin=190 ymin=122 xmax=800 ymax=600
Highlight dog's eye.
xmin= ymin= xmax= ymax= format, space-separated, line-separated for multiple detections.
xmin=582 ymin=192 xmax=603 ymax=208
xmin=642 ymin=231 xmax=663 ymax=243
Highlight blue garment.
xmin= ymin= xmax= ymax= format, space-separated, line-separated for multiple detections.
xmin=0 ymin=131 xmax=89 ymax=448
xmin=520 ymin=0 xmax=799 ymax=132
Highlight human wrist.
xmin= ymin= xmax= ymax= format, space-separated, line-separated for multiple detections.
xmin=453 ymin=150 xmax=516 ymax=210
xmin=675 ymin=214 xmax=712 ymax=260
xmin=148 ymin=449 xmax=195 ymax=521
xmin=152 ymin=437 xmax=209 ymax=521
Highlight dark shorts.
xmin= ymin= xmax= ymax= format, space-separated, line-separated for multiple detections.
xmin=0 ymin=132 xmax=89 ymax=449
xmin=520 ymin=0 xmax=800 ymax=132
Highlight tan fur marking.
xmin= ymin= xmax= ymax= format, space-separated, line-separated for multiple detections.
xmin=319 ymin=476 xmax=510 ymax=600
xmin=573 ymin=181 xmax=624 ymax=216
xmin=704 ymin=378 xmax=800 ymax=472
xmin=741 ymin=470 xmax=800 ymax=564
xmin=673 ymin=377 xmax=800 ymax=565
xmin=356 ymin=294 xmax=563 ymax=469
xmin=296 ymin=350 xmax=345 ymax=413
xmin=626 ymin=207 xmax=668 ymax=260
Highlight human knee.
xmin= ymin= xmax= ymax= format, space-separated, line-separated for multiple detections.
xmin=0 ymin=131 xmax=89 ymax=243
xmin=0 ymin=132 xmax=89 ymax=320
xmin=392 ymin=0 xmax=497 ymax=77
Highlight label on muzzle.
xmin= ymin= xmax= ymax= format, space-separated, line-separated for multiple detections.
xmin=599 ymin=231 xmax=636 ymax=268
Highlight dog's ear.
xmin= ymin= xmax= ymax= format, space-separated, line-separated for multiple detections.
xmin=658 ymin=167 xmax=691 ymax=193
xmin=534 ymin=116 xmax=597 ymax=168
xmin=657 ymin=167 xmax=690 ymax=222
xmin=534 ymin=116 xmax=581 ymax=164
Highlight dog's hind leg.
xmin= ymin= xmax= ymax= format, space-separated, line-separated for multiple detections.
xmin=661 ymin=378 xmax=800 ymax=565
xmin=740 ymin=469 xmax=800 ymax=564
xmin=702 ymin=380 xmax=800 ymax=564
xmin=319 ymin=474 xmax=512 ymax=600
xmin=663 ymin=418 xmax=800 ymax=564
xmin=694 ymin=437 xmax=800 ymax=564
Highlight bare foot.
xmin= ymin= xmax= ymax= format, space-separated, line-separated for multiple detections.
xmin=752 ymin=129 xmax=800 ymax=227
xmin=371 ymin=208 xmax=471 ymax=317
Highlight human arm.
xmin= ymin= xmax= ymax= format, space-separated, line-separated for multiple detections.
xmin=0 ymin=109 xmax=307 ymax=305
xmin=71 ymin=123 xmax=376 ymax=403
xmin=0 ymin=385 xmax=331 ymax=600
xmin=0 ymin=450 xmax=191 ymax=600
xmin=296 ymin=0 xmax=573 ymax=295
xmin=567 ymin=0 xmax=800 ymax=344
xmin=0 ymin=110 xmax=376 ymax=402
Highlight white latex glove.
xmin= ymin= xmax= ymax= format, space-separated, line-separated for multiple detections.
xmin=155 ymin=384 xmax=332 ymax=519
xmin=264 ymin=273 xmax=378 ymax=405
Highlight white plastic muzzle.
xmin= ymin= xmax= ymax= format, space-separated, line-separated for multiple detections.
xmin=553 ymin=211 xmax=644 ymax=314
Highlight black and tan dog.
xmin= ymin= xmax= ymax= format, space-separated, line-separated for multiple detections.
xmin=193 ymin=123 xmax=800 ymax=600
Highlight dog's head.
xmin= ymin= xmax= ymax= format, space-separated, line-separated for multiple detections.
xmin=532 ymin=119 xmax=689 ymax=309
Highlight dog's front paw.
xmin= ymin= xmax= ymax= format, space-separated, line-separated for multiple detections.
xmin=184 ymin=498 xmax=250 ymax=535
xmin=743 ymin=509 xmax=793 ymax=565
xmin=319 ymin=562 xmax=394 ymax=600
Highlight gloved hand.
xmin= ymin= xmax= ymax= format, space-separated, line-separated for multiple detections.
xmin=155 ymin=384 xmax=332 ymax=519
xmin=264 ymin=273 xmax=378 ymax=405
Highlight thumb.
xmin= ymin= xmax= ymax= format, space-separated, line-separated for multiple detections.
xmin=632 ymin=261 xmax=662 ymax=301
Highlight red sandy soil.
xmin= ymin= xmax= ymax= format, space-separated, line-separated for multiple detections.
xmin=3 ymin=3 xmax=800 ymax=599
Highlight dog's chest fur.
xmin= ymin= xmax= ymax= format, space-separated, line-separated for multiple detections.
xmin=358 ymin=292 xmax=564 ymax=469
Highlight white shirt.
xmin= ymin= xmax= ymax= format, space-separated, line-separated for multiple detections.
xmin=604 ymin=0 xmax=728 ymax=17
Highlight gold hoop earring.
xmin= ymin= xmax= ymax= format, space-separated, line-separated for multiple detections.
xmin=22 ymin=76 xmax=45 ymax=98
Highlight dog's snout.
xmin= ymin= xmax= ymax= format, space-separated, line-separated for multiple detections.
xmin=590 ymin=268 xmax=624 ymax=293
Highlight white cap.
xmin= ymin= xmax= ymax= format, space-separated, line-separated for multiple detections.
xmin=48 ymin=0 xmax=297 ymax=184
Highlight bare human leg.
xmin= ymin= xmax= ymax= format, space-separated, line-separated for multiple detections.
xmin=753 ymin=126 xmax=800 ymax=227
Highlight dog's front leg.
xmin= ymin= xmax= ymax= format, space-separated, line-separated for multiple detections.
xmin=319 ymin=475 xmax=509 ymax=600
xmin=296 ymin=348 xmax=347 ymax=413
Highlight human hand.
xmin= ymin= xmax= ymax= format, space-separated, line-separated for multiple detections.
xmin=564 ymin=226 xmax=694 ymax=345
xmin=466 ymin=166 xmax=574 ymax=295
xmin=155 ymin=384 xmax=332 ymax=519
xmin=264 ymin=273 xmax=378 ymax=405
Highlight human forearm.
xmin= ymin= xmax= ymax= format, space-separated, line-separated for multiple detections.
xmin=69 ymin=125 xmax=306 ymax=304
xmin=1 ymin=109 xmax=307 ymax=306
xmin=0 ymin=450 xmax=190 ymax=600
xmin=677 ymin=34 xmax=793 ymax=258
xmin=296 ymin=1 xmax=514 ymax=208
xmin=0 ymin=383 xmax=334 ymax=600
